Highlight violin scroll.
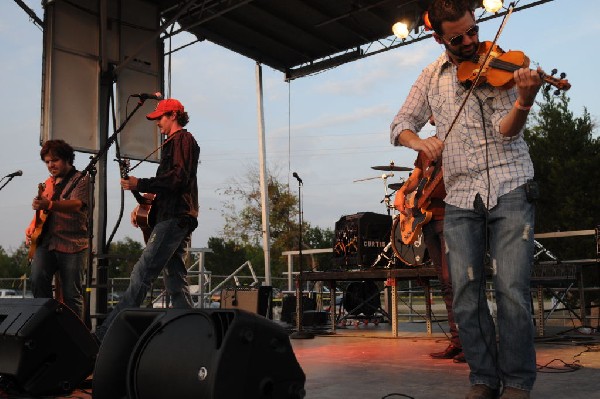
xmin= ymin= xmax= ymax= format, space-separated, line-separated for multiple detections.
xmin=543 ymin=69 xmax=570 ymax=95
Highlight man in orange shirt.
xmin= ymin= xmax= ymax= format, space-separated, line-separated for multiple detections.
xmin=395 ymin=150 xmax=464 ymax=363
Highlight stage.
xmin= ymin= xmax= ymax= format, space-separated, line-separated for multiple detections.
xmin=22 ymin=320 xmax=600 ymax=399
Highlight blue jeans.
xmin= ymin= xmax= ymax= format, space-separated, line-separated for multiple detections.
xmin=444 ymin=186 xmax=536 ymax=391
xmin=30 ymin=247 xmax=85 ymax=319
xmin=95 ymin=218 xmax=193 ymax=341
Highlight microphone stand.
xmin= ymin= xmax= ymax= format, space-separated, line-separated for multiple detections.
xmin=290 ymin=176 xmax=314 ymax=339
xmin=62 ymin=97 xmax=150 ymax=328
xmin=0 ymin=175 xmax=18 ymax=192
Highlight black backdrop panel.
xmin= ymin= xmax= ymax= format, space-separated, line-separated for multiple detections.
xmin=332 ymin=212 xmax=392 ymax=269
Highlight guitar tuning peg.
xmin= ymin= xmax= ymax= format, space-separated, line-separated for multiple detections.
xmin=543 ymin=84 xmax=551 ymax=93
xmin=560 ymin=72 xmax=566 ymax=79
xmin=551 ymin=68 xmax=557 ymax=75
xmin=553 ymin=89 xmax=561 ymax=96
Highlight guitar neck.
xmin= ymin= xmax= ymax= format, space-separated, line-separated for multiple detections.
xmin=488 ymin=58 xmax=571 ymax=91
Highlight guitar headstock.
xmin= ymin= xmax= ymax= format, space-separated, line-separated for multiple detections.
xmin=36 ymin=183 xmax=45 ymax=199
xmin=543 ymin=68 xmax=571 ymax=95
xmin=116 ymin=158 xmax=130 ymax=179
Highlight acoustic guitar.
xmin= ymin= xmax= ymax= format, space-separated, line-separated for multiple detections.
xmin=27 ymin=183 xmax=47 ymax=262
xmin=118 ymin=158 xmax=155 ymax=243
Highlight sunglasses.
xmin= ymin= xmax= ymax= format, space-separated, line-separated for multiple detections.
xmin=445 ymin=25 xmax=479 ymax=46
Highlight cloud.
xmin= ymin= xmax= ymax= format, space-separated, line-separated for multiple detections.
xmin=315 ymin=42 xmax=438 ymax=96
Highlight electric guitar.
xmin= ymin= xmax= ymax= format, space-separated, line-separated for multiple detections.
xmin=118 ymin=158 xmax=156 ymax=243
xmin=398 ymin=162 xmax=444 ymax=245
xmin=399 ymin=191 xmax=432 ymax=245
xmin=27 ymin=183 xmax=47 ymax=262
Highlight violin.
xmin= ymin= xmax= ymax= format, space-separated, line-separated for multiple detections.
xmin=457 ymin=41 xmax=571 ymax=93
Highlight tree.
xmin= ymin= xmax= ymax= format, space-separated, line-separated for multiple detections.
xmin=216 ymin=165 xmax=335 ymax=279
xmin=107 ymin=237 xmax=144 ymax=278
xmin=524 ymin=92 xmax=599 ymax=260
xmin=0 ymin=243 xmax=32 ymax=279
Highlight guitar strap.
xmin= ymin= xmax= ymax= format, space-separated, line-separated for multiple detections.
xmin=51 ymin=167 xmax=78 ymax=201
xmin=126 ymin=133 xmax=177 ymax=173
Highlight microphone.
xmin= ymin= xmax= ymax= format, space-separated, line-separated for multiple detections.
xmin=5 ymin=170 xmax=23 ymax=178
xmin=132 ymin=92 xmax=163 ymax=100
xmin=292 ymin=172 xmax=303 ymax=184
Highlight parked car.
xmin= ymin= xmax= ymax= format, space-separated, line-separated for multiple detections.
xmin=0 ymin=289 xmax=33 ymax=298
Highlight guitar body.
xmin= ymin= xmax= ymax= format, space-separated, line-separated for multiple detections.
xmin=118 ymin=158 xmax=156 ymax=243
xmin=133 ymin=193 xmax=156 ymax=243
xmin=399 ymin=192 xmax=432 ymax=245
xmin=398 ymin=160 xmax=444 ymax=245
xmin=27 ymin=183 xmax=47 ymax=262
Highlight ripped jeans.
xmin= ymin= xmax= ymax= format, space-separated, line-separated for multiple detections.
xmin=444 ymin=185 xmax=536 ymax=391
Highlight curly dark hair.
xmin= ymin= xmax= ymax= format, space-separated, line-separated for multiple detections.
xmin=40 ymin=139 xmax=75 ymax=165
xmin=428 ymin=0 xmax=475 ymax=35
xmin=164 ymin=111 xmax=190 ymax=127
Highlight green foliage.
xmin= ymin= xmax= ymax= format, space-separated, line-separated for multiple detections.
xmin=205 ymin=237 xmax=251 ymax=276
xmin=107 ymin=237 xmax=144 ymax=278
xmin=524 ymin=92 xmax=599 ymax=260
xmin=0 ymin=243 xmax=32 ymax=279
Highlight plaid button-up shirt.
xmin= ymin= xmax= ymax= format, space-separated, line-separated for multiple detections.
xmin=40 ymin=171 xmax=89 ymax=253
xmin=390 ymin=52 xmax=534 ymax=210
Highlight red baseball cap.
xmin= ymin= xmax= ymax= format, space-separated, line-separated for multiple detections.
xmin=146 ymin=98 xmax=184 ymax=120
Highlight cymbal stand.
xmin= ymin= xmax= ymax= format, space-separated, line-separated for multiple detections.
xmin=533 ymin=239 xmax=558 ymax=261
xmin=370 ymin=241 xmax=396 ymax=269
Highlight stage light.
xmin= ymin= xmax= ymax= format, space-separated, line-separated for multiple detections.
xmin=392 ymin=22 xmax=409 ymax=39
xmin=483 ymin=0 xmax=503 ymax=13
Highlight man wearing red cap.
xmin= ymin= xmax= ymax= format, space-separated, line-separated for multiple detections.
xmin=94 ymin=98 xmax=200 ymax=342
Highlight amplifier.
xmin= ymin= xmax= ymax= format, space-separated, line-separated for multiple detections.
xmin=332 ymin=212 xmax=392 ymax=269
xmin=220 ymin=286 xmax=272 ymax=317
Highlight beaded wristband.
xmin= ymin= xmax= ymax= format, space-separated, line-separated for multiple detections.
xmin=515 ymin=100 xmax=532 ymax=111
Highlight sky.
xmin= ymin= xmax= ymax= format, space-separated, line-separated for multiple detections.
xmin=0 ymin=0 xmax=598 ymax=256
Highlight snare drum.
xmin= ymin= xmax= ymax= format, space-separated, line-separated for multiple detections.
xmin=390 ymin=216 xmax=428 ymax=266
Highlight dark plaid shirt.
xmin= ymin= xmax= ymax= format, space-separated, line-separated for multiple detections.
xmin=136 ymin=129 xmax=200 ymax=230
xmin=40 ymin=170 xmax=89 ymax=253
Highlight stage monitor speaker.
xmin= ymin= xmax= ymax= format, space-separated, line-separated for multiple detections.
xmin=93 ymin=308 xmax=306 ymax=399
xmin=220 ymin=286 xmax=272 ymax=317
xmin=343 ymin=281 xmax=382 ymax=317
xmin=0 ymin=298 xmax=98 ymax=396
xmin=280 ymin=295 xmax=317 ymax=324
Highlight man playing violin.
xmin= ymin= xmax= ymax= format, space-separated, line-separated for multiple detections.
xmin=390 ymin=1 xmax=543 ymax=398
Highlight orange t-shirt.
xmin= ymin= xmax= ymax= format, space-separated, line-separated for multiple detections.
xmin=414 ymin=151 xmax=446 ymax=220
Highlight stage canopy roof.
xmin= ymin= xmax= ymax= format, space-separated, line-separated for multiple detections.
xmin=149 ymin=0 xmax=554 ymax=80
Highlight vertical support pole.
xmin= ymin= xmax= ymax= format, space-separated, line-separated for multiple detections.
xmin=391 ymin=277 xmax=398 ymax=337
xmin=424 ymin=280 xmax=432 ymax=335
xmin=255 ymin=62 xmax=271 ymax=285
xmin=536 ymin=285 xmax=544 ymax=336
xmin=287 ymin=254 xmax=294 ymax=292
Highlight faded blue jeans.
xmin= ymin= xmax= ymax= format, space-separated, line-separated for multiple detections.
xmin=444 ymin=186 xmax=536 ymax=392
xmin=95 ymin=218 xmax=193 ymax=341
xmin=30 ymin=246 xmax=85 ymax=319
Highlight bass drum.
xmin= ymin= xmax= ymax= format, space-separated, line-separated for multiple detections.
xmin=391 ymin=217 xmax=428 ymax=266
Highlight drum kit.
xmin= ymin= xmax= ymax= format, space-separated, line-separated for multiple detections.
xmin=353 ymin=161 xmax=429 ymax=268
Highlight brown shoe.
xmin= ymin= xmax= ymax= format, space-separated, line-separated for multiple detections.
xmin=465 ymin=384 xmax=499 ymax=399
xmin=430 ymin=344 xmax=462 ymax=359
xmin=500 ymin=387 xmax=530 ymax=399
xmin=453 ymin=351 xmax=466 ymax=363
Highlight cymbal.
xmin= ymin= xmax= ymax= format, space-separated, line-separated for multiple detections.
xmin=371 ymin=165 xmax=412 ymax=172
xmin=388 ymin=183 xmax=404 ymax=190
